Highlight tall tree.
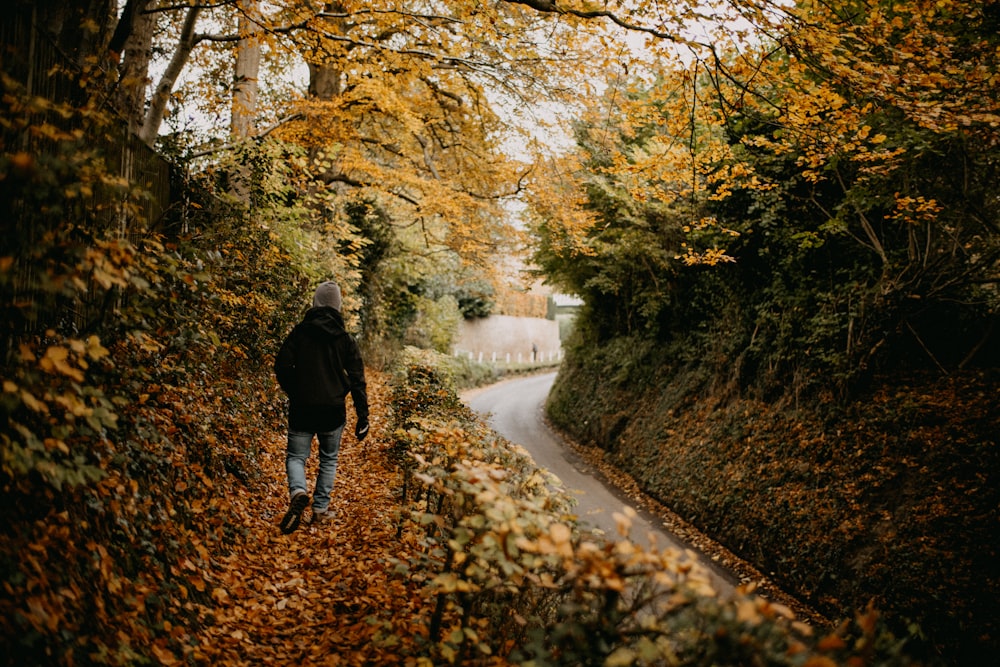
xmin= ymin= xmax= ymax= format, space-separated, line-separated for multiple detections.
xmin=112 ymin=0 xmax=154 ymax=136
xmin=231 ymin=0 xmax=261 ymax=140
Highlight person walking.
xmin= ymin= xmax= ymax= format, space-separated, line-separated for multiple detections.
xmin=274 ymin=281 xmax=369 ymax=534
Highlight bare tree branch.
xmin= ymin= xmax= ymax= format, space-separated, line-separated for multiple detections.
xmin=502 ymin=0 xmax=699 ymax=46
xmin=140 ymin=5 xmax=201 ymax=145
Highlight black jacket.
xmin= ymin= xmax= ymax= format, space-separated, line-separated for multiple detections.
xmin=274 ymin=307 xmax=368 ymax=433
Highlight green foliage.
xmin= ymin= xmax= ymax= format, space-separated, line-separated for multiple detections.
xmin=711 ymin=102 xmax=1000 ymax=392
xmin=403 ymin=294 xmax=461 ymax=353
xmin=454 ymin=278 xmax=495 ymax=319
xmin=537 ymin=34 xmax=1000 ymax=398
xmin=532 ymin=121 xmax=689 ymax=341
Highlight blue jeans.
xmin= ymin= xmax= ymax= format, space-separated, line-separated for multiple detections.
xmin=286 ymin=426 xmax=344 ymax=514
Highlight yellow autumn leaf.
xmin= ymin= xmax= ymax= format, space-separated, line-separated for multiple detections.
xmin=605 ymin=647 xmax=637 ymax=666
xmin=549 ymin=522 xmax=571 ymax=545
xmin=44 ymin=438 xmax=70 ymax=454
xmin=736 ymin=599 xmax=762 ymax=624
xmin=39 ymin=346 xmax=85 ymax=382
xmin=86 ymin=335 xmax=110 ymax=360
xmin=20 ymin=389 xmax=49 ymax=413
xmin=55 ymin=392 xmax=91 ymax=417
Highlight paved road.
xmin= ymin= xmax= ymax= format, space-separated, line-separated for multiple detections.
xmin=465 ymin=371 xmax=737 ymax=595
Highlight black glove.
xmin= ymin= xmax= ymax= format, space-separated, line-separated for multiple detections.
xmin=355 ymin=419 xmax=370 ymax=441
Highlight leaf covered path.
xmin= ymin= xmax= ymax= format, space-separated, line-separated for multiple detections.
xmin=187 ymin=382 xmax=423 ymax=665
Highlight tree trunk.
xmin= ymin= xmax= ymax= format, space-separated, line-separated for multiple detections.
xmin=115 ymin=0 xmax=155 ymax=137
xmin=306 ymin=1 xmax=347 ymax=197
xmin=231 ymin=0 xmax=261 ymax=139
xmin=308 ymin=2 xmax=345 ymax=101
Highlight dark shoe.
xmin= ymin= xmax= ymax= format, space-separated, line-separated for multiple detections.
xmin=279 ymin=490 xmax=310 ymax=534
xmin=310 ymin=508 xmax=335 ymax=525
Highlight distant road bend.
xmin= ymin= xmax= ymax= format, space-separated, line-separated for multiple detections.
xmin=464 ymin=371 xmax=738 ymax=597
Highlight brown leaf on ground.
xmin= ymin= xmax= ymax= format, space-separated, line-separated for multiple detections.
xmin=187 ymin=372 xmax=432 ymax=664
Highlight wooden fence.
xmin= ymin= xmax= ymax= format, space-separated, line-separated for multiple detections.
xmin=2 ymin=4 xmax=172 ymax=233
xmin=1 ymin=5 xmax=173 ymax=338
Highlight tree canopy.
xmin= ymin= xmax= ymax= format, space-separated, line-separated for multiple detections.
xmin=529 ymin=0 xmax=1000 ymax=388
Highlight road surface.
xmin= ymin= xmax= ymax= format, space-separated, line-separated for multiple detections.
xmin=464 ymin=371 xmax=738 ymax=595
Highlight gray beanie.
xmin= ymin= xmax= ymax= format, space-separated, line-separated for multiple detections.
xmin=312 ymin=281 xmax=342 ymax=310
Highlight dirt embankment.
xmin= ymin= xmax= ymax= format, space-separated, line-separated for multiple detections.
xmin=547 ymin=363 xmax=1000 ymax=665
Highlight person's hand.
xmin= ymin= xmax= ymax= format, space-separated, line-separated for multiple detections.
xmin=355 ymin=419 xmax=370 ymax=441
